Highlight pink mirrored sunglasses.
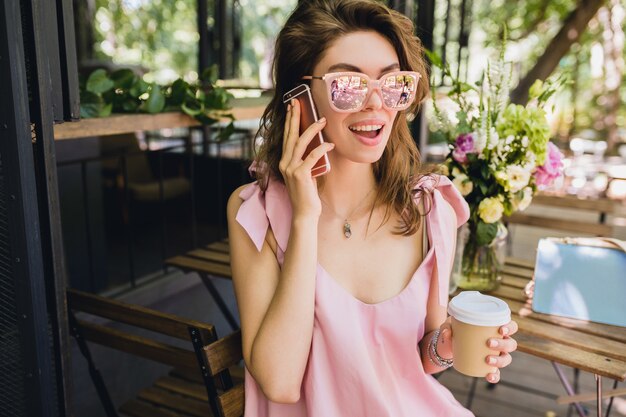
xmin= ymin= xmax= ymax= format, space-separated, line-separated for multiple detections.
xmin=302 ymin=71 xmax=420 ymax=113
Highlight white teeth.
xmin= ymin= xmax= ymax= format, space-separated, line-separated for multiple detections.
xmin=349 ymin=124 xmax=383 ymax=132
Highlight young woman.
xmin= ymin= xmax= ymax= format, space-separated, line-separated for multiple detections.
xmin=227 ymin=1 xmax=518 ymax=415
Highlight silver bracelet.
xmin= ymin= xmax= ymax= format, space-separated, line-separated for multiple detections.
xmin=427 ymin=329 xmax=454 ymax=369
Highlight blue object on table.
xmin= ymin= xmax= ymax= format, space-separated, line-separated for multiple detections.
xmin=532 ymin=238 xmax=626 ymax=328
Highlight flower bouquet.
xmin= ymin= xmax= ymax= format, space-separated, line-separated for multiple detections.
xmin=427 ymin=46 xmax=566 ymax=291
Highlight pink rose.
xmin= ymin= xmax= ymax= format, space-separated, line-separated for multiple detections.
xmin=534 ymin=142 xmax=564 ymax=187
xmin=452 ymin=134 xmax=475 ymax=164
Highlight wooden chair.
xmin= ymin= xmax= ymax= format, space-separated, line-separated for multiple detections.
xmin=165 ymin=239 xmax=239 ymax=331
xmin=67 ymin=288 xmax=244 ymax=417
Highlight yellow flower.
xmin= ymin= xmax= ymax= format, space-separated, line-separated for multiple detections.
xmin=452 ymin=174 xmax=473 ymax=196
xmin=478 ymin=197 xmax=504 ymax=223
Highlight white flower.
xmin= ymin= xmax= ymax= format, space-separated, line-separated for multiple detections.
xmin=452 ymin=167 xmax=462 ymax=177
xmin=478 ymin=197 xmax=505 ymax=223
xmin=506 ymin=165 xmax=531 ymax=192
xmin=521 ymin=136 xmax=529 ymax=148
xmin=452 ymin=174 xmax=474 ymax=196
xmin=517 ymin=187 xmax=533 ymax=211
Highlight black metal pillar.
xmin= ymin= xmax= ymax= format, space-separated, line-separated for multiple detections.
xmin=0 ymin=1 xmax=60 ymax=416
xmin=56 ymin=0 xmax=80 ymax=121
xmin=413 ymin=0 xmax=436 ymax=151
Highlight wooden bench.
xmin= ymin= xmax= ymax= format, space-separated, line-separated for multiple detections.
xmin=165 ymin=239 xmax=239 ymax=330
xmin=505 ymin=194 xmax=616 ymax=237
xmin=67 ymin=288 xmax=244 ymax=417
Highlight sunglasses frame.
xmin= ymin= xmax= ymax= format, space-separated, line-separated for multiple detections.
xmin=302 ymin=70 xmax=421 ymax=113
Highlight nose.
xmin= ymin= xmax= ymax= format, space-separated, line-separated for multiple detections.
xmin=362 ymin=84 xmax=384 ymax=111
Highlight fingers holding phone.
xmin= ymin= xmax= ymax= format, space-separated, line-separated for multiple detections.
xmin=282 ymin=84 xmax=332 ymax=178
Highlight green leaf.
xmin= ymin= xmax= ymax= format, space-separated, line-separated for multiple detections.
xmin=476 ymin=221 xmax=498 ymax=246
xmin=168 ymin=78 xmax=189 ymax=105
xmin=79 ymin=91 xmax=108 ymax=118
xmin=143 ymin=85 xmax=166 ymax=114
xmin=217 ymin=122 xmax=235 ymax=141
xmin=424 ymin=48 xmax=443 ymax=68
xmin=86 ymin=69 xmax=115 ymax=94
xmin=181 ymin=98 xmax=204 ymax=116
xmin=200 ymin=65 xmax=219 ymax=85
xmin=110 ymin=69 xmax=137 ymax=90
xmin=129 ymin=78 xmax=150 ymax=97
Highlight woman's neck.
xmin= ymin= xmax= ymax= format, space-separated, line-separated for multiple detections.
xmin=318 ymin=160 xmax=378 ymax=214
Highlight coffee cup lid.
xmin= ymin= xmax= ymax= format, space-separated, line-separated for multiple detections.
xmin=448 ymin=291 xmax=511 ymax=326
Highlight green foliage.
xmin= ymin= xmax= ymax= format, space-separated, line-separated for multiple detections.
xmin=93 ymin=0 xmax=199 ymax=83
xmin=476 ymin=221 xmax=498 ymax=246
xmin=80 ymin=65 xmax=235 ymax=139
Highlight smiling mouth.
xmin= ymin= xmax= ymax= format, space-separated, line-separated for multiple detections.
xmin=348 ymin=124 xmax=383 ymax=139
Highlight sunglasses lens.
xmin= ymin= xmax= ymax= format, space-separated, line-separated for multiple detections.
xmin=329 ymin=75 xmax=368 ymax=111
xmin=381 ymin=73 xmax=417 ymax=109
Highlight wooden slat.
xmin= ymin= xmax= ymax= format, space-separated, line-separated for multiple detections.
xmin=119 ymin=399 xmax=182 ymax=417
xmin=514 ymin=332 xmax=626 ymax=380
xmin=505 ymin=298 xmax=626 ymax=344
xmin=501 ymin=274 xmax=530 ymax=289
xmin=54 ymin=101 xmax=267 ymax=140
xmin=218 ymin=383 xmax=245 ymax=417
xmin=490 ymin=284 xmax=526 ymax=303
xmin=166 ymin=255 xmax=232 ymax=278
xmin=533 ymin=194 xmax=616 ymax=214
xmin=154 ymin=376 xmax=208 ymax=402
xmin=207 ymin=241 xmax=231 ymax=253
xmin=170 ymin=367 xmax=204 ymax=383
xmin=188 ymin=248 xmax=231 ymax=264
xmin=501 ymin=264 xmax=534 ymax=280
xmin=204 ymin=331 xmax=243 ymax=376
xmin=514 ymin=316 xmax=626 ymax=362
xmin=77 ymin=320 xmax=197 ymax=370
xmin=137 ymin=386 xmax=213 ymax=417
xmin=556 ymin=387 xmax=626 ymax=404
xmin=506 ymin=213 xmax=612 ymax=236
xmin=505 ymin=257 xmax=535 ymax=269
xmin=68 ymin=289 xmax=215 ymax=340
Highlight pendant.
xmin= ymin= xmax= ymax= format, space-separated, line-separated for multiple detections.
xmin=343 ymin=221 xmax=352 ymax=238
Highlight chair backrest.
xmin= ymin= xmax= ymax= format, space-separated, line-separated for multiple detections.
xmin=68 ymin=288 xmax=246 ymax=417
xmin=67 ymin=288 xmax=217 ymax=370
xmin=505 ymin=194 xmax=615 ymax=237
xmin=201 ymin=331 xmax=245 ymax=417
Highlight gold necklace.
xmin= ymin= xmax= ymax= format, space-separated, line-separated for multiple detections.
xmin=320 ymin=188 xmax=376 ymax=238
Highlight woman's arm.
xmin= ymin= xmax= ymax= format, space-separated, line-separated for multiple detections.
xmin=228 ymin=191 xmax=317 ymax=403
xmin=418 ymin=201 xmax=518 ymax=380
xmin=228 ymin=99 xmax=334 ymax=403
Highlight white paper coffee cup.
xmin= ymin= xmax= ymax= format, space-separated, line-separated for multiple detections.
xmin=448 ymin=291 xmax=511 ymax=377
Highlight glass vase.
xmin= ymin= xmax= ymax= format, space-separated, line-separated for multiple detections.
xmin=452 ymin=221 xmax=508 ymax=292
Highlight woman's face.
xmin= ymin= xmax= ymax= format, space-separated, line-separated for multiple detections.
xmin=310 ymin=31 xmax=400 ymax=165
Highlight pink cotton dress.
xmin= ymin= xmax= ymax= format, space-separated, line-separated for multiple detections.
xmin=236 ymin=174 xmax=473 ymax=417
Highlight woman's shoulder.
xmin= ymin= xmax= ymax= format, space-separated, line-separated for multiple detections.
xmin=414 ymin=173 xmax=469 ymax=227
xmin=227 ymin=177 xmax=291 ymax=253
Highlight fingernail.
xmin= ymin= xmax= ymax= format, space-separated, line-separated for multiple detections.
xmin=501 ymin=327 xmax=509 ymax=336
xmin=488 ymin=357 xmax=497 ymax=365
xmin=488 ymin=339 xmax=498 ymax=348
xmin=489 ymin=374 xmax=497 ymax=383
xmin=317 ymin=117 xmax=326 ymax=124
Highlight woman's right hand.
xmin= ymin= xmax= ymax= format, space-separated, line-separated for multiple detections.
xmin=279 ymin=99 xmax=334 ymax=219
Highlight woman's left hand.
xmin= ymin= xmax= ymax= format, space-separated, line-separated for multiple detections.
xmin=485 ymin=320 xmax=519 ymax=383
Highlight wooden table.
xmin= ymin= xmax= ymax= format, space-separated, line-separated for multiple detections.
xmin=491 ymin=257 xmax=626 ymax=416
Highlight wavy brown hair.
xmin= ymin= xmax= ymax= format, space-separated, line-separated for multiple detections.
xmin=255 ymin=0 xmax=432 ymax=235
